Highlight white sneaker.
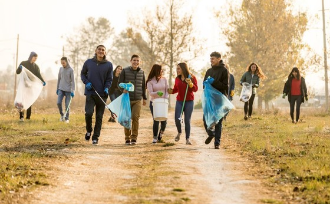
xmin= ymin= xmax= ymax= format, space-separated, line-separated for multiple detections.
xmin=19 ymin=118 xmax=24 ymax=122
xmin=152 ymin=138 xmax=157 ymax=144
xmin=60 ymin=116 xmax=64 ymax=122
xmin=175 ymin=133 xmax=181 ymax=142
xmin=186 ymin=139 xmax=192 ymax=145
xmin=65 ymin=120 xmax=69 ymax=123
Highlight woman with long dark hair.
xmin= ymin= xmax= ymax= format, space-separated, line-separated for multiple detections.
xmin=146 ymin=64 xmax=169 ymax=143
xmin=108 ymin=65 xmax=122 ymax=122
xmin=283 ymin=67 xmax=308 ymax=124
xmin=240 ymin=62 xmax=266 ymax=120
xmin=168 ymin=62 xmax=198 ymax=145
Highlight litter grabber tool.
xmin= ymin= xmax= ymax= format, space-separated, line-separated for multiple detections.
xmin=178 ymin=75 xmax=191 ymax=124
xmin=91 ymin=85 xmax=113 ymax=115
xmin=63 ymin=96 xmax=73 ymax=119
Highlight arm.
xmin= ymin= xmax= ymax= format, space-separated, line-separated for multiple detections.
xmin=212 ymin=69 xmax=229 ymax=92
xmin=16 ymin=63 xmax=23 ymax=74
xmin=57 ymin=68 xmax=61 ymax=90
xmin=104 ymin=63 xmax=113 ymax=89
xmin=231 ymin=75 xmax=235 ymax=90
xmin=283 ymin=79 xmax=289 ymax=95
xmin=147 ymin=81 xmax=159 ymax=98
xmin=172 ymin=78 xmax=179 ymax=94
xmin=117 ymin=69 xmax=125 ymax=92
xmin=189 ymin=77 xmax=198 ymax=92
xmin=165 ymin=78 xmax=169 ymax=98
xmin=142 ymin=73 xmax=147 ymax=100
xmin=80 ymin=61 xmax=89 ymax=84
xmin=302 ymin=78 xmax=308 ymax=97
xmin=71 ymin=68 xmax=76 ymax=92
xmin=240 ymin=72 xmax=247 ymax=85
xmin=202 ymin=70 xmax=208 ymax=89
xmin=35 ymin=65 xmax=45 ymax=82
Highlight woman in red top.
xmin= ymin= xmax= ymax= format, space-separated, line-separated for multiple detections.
xmin=282 ymin=67 xmax=308 ymax=123
xmin=168 ymin=62 xmax=198 ymax=145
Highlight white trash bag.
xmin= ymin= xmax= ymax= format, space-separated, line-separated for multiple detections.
xmin=14 ymin=66 xmax=43 ymax=111
xmin=239 ymin=82 xmax=252 ymax=102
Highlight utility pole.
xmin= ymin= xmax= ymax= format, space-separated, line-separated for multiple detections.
xmin=14 ymin=34 xmax=19 ymax=99
xmin=62 ymin=46 xmax=65 ymax=57
xmin=322 ymin=0 xmax=329 ymax=112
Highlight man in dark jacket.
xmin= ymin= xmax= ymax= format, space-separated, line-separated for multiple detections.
xmin=16 ymin=52 xmax=46 ymax=121
xmin=118 ymin=54 xmax=147 ymax=145
xmin=202 ymin=51 xmax=229 ymax=149
xmin=81 ymin=45 xmax=113 ymax=145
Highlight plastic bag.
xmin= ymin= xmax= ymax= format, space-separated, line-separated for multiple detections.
xmin=14 ymin=66 xmax=43 ymax=111
xmin=202 ymin=81 xmax=235 ymax=130
xmin=119 ymin=82 xmax=134 ymax=92
xmin=239 ymin=82 xmax=252 ymax=102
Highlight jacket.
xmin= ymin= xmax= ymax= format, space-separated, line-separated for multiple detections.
xmin=172 ymin=76 xmax=198 ymax=101
xmin=147 ymin=77 xmax=169 ymax=101
xmin=228 ymin=74 xmax=235 ymax=100
xmin=16 ymin=61 xmax=45 ymax=83
xmin=81 ymin=56 xmax=113 ymax=96
xmin=240 ymin=71 xmax=260 ymax=94
xmin=57 ymin=66 xmax=75 ymax=93
xmin=283 ymin=77 xmax=308 ymax=103
xmin=109 ymin=75 xmax=119 ymax=95
xmin=203 ymin=60 xmax=228 ymax=96
xmin=118 ymin=66 xmax=147 ymax=101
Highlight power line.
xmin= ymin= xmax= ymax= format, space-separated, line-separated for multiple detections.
xmin=20 ymin=39 xmax=62 ymax=51
xmin=0 ymin=38 xmax=15 ymax=43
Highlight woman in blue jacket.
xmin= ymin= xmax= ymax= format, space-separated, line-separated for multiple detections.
xmin=240 ymin=62 xmax=266 ymax=120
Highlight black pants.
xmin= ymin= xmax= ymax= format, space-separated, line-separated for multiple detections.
xmin=203 ymin=115 xmax=223 ymax=146
xmin=19 ymin=106 xmax=32 ymax=119
xmin=290 ymin=95 xmax=302 ymax=122
xmin=85 ymin=95 xmax=107 ymax=140
xmin=244 ymin=94 xmax=255 ymax=116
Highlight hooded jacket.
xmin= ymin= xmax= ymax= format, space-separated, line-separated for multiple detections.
xmin=81 ymin=56 xmax=113 ymax=96
xmin=203 ymin=60 xmax=229 ymax=96
xmin=57 ymin=59 xmax=75 ymax=93
xmin=240 ymin=71 xmax=260 ymax=94
xmin=283 ymin=77 xmax=308 ymax=103
xmin=16 ymin=52 xmax=45 ymax=83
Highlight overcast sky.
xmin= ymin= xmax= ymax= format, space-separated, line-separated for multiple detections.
xmin=0 ymin=0 xmax=329 ymax=92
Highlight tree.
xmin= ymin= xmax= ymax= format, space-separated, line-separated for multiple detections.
xmin=218 ymin=0 xmax=308 ymax=109
xmin=65 ymin=17 xmax=114 ymax=95
xmin=122 ymin=0 xmax=204 ymax=106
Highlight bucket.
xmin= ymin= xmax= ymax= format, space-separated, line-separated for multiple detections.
xmin=153 ymin=98 xmax=168 ymax=121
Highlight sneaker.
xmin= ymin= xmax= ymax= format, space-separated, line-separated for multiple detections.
xmin=205 ymin=136 xmax=214 ymax=144
xmin=248 ymin=116 xmax=252 ymax=119
xmin=292 ymin=120 xmax=295 ymax=123
xmin=175 ymin=133 xmax=181 ymax=142
xmin=125 ymin=140 xmax=131 ymax=145
xmin=186 ymin=139 xmax=192 ymax=145
xmin=108 ymin=117 xmax=116 ymax=123
xmin=19 ymin=118 xmax=24 ymax=122
xmin=244 ymin=115 xmax=248 ymax=120
xmin=85 ymin=132 xmax=91 ymax=141
xmin=152 ymin=138 xmax=157 ymax=144
xmin=65 ymin=120 xmax=69 ymax=123
xmin=131 ymin=139 xmax=137 ymax=145
xmin=215 ymin=145 xmax=220 ymax=149
xmin=60 ymin=116 xmax=64 ymax=122
xmin=92 ymin=140 xmax=98 ymax=145
xmin=158 ymin=131 xmax=163 ymax=141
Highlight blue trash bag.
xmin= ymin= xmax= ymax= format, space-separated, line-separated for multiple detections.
xmin=202 ymin=79 xmax=235 ymax=130
xmin=119 ymin=82 xmax=134 ymax=92
xmin=107 ymin=93 xmax=131 ymax=129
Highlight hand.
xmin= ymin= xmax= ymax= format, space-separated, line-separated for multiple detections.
xmin=19 ymin=65 xmax=22 ymax=69
xmin=252 ymin=84 xmax=259 ymax=88
xmin=71 ymin=92 xmax=74 ymax=98
xmin=157 ymin=91 xmax=164 ymax=97
xmin=206 ymin=77 xmax=214 ymax=84
xmin=104 ymin=88 xmax=109 ymax=96
xmin=56 ymin=89 xmax=59 ymax=95
xmin=240 ymin=82 xmax=242 ymax=86
xmin=185 ymin=78 xmax=192 ymax=84
xmin=305 ymin=96 xmax=308 ymax=101
xmin=43 ymin=82 xmax=46 ymax=86
xmin=143 ymin=100 xmax=147 ymax=106
xmin=230 ymin=90 xmax=235 ymax=97
xmin=282 ymin=93 xmax=286 ymax=99
xmin=86 ymin=82 xmax=92 ymax=91
xmin=123 ymin=89 xmax=128 ymax=93
xmin=168 ymin=88 xmax=173 ymax=94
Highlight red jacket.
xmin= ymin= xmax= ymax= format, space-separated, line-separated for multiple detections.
xmin=172 ymin=76 xmax=198 ymax=101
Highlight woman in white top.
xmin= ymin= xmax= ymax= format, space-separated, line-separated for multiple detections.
xmin=146 ymin=64 xmax=169 ymax=144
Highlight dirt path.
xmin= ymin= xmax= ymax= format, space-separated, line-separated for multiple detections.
xmin=28 ymin=109 xmax=267 ymax=204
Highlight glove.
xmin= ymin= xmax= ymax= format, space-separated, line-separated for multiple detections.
xmin=230 ymin=90 xmax=235 ymax=97
xmin=104 ymin=88 xmax=109 ymax=96
xmin=252 ymin=84 xmax=259 ymax=88
xmin=56 ymin=89 xmax=59 ymax=95
xmin=204 ymin=76 xmax=214 ymax=85
xmin=19 ymin=65 xmax=23 ymax=69
xmin=157 ymin=91 xmax=164 ymax=97
xmin=86 ymin=82 xmax=92 ymax=91
xmin=43 ymin=82 xmax=46 ymax=86
xmin=71 ymin=92 xmax=74 ymax=98
xmin=282 ymin=93 xmax=287 ymax=99
xmin=119 ymin=83 xmax=134 ymax=92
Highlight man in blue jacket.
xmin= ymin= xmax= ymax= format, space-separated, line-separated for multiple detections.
xmin=81 ymin=45 xmax=113 ymax=145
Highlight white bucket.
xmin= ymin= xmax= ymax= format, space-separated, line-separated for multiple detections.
xmin=153 ymin=98 xmax=168 ymax=121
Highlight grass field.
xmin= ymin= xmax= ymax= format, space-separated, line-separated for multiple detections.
xmin=218 ymin=108 xmax=330 ymax=204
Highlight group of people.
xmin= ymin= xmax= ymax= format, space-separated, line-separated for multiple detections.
xmin=16 ymin=46 xmax=308 ymax=149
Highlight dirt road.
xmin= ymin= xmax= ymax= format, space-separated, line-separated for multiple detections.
xmin=28 ymin=109 xmax=267 ymax=204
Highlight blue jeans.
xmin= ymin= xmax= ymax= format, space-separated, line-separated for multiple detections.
xmin=203 ymin=115 xmax=223 ymax=146
xmin=85 ymin=95 xmax=107 ymax=140
xmin=57 ymin=90 xmax=71 ymax=120
xmin=109 ymin=89 xmax=121 ymax=101
xmin=149 ymin=101 xmax=167 ymax=138
xmin=175 ymin=100 xmax=194 ymax=139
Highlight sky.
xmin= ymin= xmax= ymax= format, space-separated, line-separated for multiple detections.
xmin=0 ymin=0 xmax=329 ymax=93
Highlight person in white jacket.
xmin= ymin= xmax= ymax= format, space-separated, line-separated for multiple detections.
xmin=56 ymin=57 xmax=75 ymax=123
xmin=146 ymin=64 xmax=169 ymax=144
